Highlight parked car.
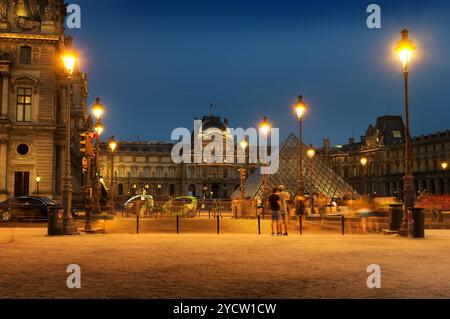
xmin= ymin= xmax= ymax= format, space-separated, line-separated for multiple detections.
xmin=0 ymin=197 xmax=64 ymax=222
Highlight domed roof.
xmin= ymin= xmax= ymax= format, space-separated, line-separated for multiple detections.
xmin=201 ymin=115 xmax=229 ymax=132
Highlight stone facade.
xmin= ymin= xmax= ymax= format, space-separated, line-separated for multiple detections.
xmin=0 ymin=0 xmax=88 ymax=202
xmin=98 ymin=115 xmax=256 ymax=203
xmin=318 ymin=115 xmax=450 ymax=198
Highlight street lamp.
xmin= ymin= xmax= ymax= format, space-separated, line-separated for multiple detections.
xmin=239 ymin=139 xmax=249 ymax=199
xmin=395 ymin=29 xmax=416 ymax=210
xmin=294 ymin=95 xmax=307 ymax=197
xmin=61 ymin=49 xmax=78 ymax=235
xmin=306 ymin=144 xmax=316 ymax=159
xmin=94 ymin=120 xmax=104 ymax=136
xmin=360 ymin=157 xmax=368 ymax=195
xmin=240 ymin=139 xmax=248 ymax=150
xmin=92 ymin=99 xmax=105 ymax=213
xmin=259 ymin=116 xmax=271 ymax=212
xmin=62 ymin=52 xmax=77 ymax=76
xmin=35 ymin=175 xmax=41 ymax=196
xmin=442 ymin=162 xmax=448 ymax=170
xmin=92 ymin=97 xmax=105 ymax=120
xmin=260 ymin=116 xmax=271 ymax=136
xmin=109 ymin=136 xmax=117 ymax=213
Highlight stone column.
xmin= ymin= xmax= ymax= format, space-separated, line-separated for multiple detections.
xmin=0 ymin=140 xmax=8 ymax=200
xmin=1 ymin=73 xmax=9 ymax=119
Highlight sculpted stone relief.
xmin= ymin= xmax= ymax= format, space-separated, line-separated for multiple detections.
xmin=0 ymin=0 xmax=65 ymax=30
xmin=0 ymin=0 xmax=8 ymax=21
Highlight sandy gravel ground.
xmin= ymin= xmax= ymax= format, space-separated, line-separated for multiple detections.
xmin=0 ymin=228 xmax=449 ymax=299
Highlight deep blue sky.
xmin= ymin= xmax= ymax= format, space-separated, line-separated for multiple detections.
xmin=68 ymin=0 xmax=450 ymax=147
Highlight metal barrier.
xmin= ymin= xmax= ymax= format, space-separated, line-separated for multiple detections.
xmin=115 ymin=212 xmax=378 ymax=236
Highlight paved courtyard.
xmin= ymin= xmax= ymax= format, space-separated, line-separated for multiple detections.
xmin=1 ymin=228 xmax=450 ymax=299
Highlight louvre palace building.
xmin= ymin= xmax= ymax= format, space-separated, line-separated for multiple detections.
xmin=0 ymin=0 xmax=88 ymax=202
xmin=318 ymin=115 xmax=450 ymax=198
xmin=98 ymin=115 xmax=258 ymax=203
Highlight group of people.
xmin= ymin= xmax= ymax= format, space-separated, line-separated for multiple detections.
xmin=268 ymin=185 xmax=291 ymax=236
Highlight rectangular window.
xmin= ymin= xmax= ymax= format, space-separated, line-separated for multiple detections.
xmin=20 ymin=46 xmax=32 ymax=64
xmin=17 ymin=88 xmax=32 ymax=122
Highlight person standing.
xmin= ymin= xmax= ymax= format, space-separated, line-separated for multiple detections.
xmin=278 ymin=185 xmax=290 ymax=236
xmin=317 ymin=193 xmax=327 ymax=218
xmin=268 ymin=187 xmax=282 ymax=236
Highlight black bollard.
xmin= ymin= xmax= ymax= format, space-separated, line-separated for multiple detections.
xmin=341 ymin=215 xmax=345 ymax=236
xmin=299 ymin=215 xmax=303 ymax=236
xmin=257 ymin=214 xmax=261 ymax=235
xmin=136 ymin=200 xmax=141 ymax=235
xmin=176 ymin=215 xmax=180 ymax=234
xmin=217 ymin=215 xmax=220 ymax=235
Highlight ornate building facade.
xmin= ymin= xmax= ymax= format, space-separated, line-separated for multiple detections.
xmin=98 ymin=115 xmax=254 ymax=203
xmin=0 ymin=0 xmax=88 ymax=202
xmin=318 ymin=115 xmax=450 ymax=198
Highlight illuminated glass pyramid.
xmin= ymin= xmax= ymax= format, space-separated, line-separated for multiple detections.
xmin=233 ymin=134 xmax=359 ymax=199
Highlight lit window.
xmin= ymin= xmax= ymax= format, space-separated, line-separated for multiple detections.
xmin=17 ymin=88 xmax=32 ymax=122
xmin=392 ymin=130 xmax=402 ymax=138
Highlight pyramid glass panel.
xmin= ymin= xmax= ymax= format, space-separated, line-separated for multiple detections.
xmin=233 ymin=134 xmax=360 ymax=199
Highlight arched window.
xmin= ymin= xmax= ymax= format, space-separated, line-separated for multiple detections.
xmin=20 ymin=46 xmax=32 ymax=64
xmin=169 ymin=184 xmax=175 ymax=196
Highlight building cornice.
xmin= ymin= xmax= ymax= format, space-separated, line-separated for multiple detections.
xmin=0 ymin=32 xmax=61 ymax=43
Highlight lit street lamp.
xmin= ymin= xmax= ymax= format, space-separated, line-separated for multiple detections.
xmin=35 ymin=175 xmax=41 ymax=196
xmin=360 ymin=157 xmax=368 ymax=195
xmin=109 ymin=136 xmax=117 ymax=212
xmin=92 ymin=98 xmax=105 ymax=213
xmin=306 ymin=144 xmax=316 ymax=159
xmin=239 ymin=139 xmax=248 ymax=150
xmin=442 ymin=162 xmax=448 ymax=170
xmin=61 ymin=48 xmax=78 ymax=235
xmin=259 ymin=116 xmax=271 ymax=210
xmin=294 ymin=95 xmax=307 ymax=197
xmin=395 ymin=28 xmax=416 ymax=209
xmin=239 ymin=139 xmax=249 ymax=199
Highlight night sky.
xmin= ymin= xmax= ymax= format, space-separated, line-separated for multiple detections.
xmin=68 ymin=0 xmax=450 ymax=147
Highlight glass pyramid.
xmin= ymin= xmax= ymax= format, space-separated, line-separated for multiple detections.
xmin=232 ymin=134 xmax=360 ymax=199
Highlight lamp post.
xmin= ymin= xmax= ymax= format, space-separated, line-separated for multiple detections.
xmin=442 ymin=162 xmax=448 ymax=171
xmin=35 ymin=175 xmax=41 ymax=196
xmin=259 ymin=117 xmax=271 ymax=205
xmin=61 ymin=49 xmax=78 ymax=235
xmin=92 ymin=98 xmax=105 ymax=213
xmin=360 ymin=157 xmax=368 ymax=196
xmin=239 ymin=139 xmax=249 ymax=199
xmin=395 ymin=29 xmax=416 ymax=210
xmin=294 ymin=95 xmax=307 ymax=197
xmin=109 ymin=136 xmax=117 ymax=213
